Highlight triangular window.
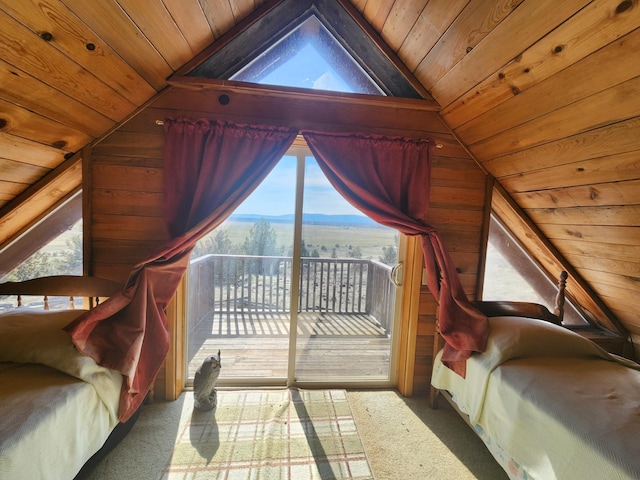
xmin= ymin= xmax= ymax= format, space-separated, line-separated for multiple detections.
xmin=188 ymin=0 xmax=422 ymax=98
xmin=231 ymin=16 xmax=384 ymax=95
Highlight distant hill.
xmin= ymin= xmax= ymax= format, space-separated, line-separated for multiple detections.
xmin=230 ymin=213 xmax=380 ymax=227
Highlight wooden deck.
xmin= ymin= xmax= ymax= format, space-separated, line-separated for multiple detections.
xmin=187 ymin=311 xmax=391 ymax=381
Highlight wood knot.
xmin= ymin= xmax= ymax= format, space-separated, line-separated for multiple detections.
xmin=553 ymin=45 xmax=564 ymax=53
xmin=0 ymin=118 xmax=6 ymax=129
xmin=616 ymin=0 xmax=633 ymax=14
xmin=40 ymin=31 xmax=53 ymax=41
xmin=523 ymin=68 xmax=530 ymax=73
xmin=52 ymin=140 xmax=67 ymax=149
xmin=86 ymin=43 xmax=96 ymax=51
xmin=577 ymin=167 xmax=585 ymax=172
xmin=498 ymin=72 xmax=505 ymax=80
xmin=466 ymin=46 xmax=473 ymax=53
xmin=511 ymin=86 xmax=520 ymax=95
xmin=218 ymin=94 xmax=230 ymax=105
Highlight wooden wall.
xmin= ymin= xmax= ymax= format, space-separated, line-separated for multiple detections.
xmin=413 ymin=151 xmax=488 ymax=394
xmin=364 ymin=0 xmax=640 ymax=356
xmin=2 ymin=0 xmax=639 ymax=363
xmin=89 ymin=126 xmax=167 ymax=282
xmin=442 ymin=26 xmax=640 ymax=347
xmin=88 ymin=115 xmax=169 ymax=396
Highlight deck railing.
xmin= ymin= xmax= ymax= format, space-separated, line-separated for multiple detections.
xmin=188 ymin=254 xmax=396 ymax=333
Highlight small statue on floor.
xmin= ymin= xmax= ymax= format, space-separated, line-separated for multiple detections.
xmin=193 ymin=350 xmax=221 ymax=411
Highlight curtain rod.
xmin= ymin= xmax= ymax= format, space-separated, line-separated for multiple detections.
xmin=154 ymin=120 xmax=443 ymax=148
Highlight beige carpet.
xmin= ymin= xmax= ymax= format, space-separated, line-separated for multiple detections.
xmin=347 ymin=390 xmax=507 ymax=480
xmin=84 ymin=389 xmax=507 ymax=480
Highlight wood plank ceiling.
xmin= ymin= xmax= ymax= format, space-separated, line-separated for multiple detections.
xmin=0 ymin=0 xmax=638 ymax=340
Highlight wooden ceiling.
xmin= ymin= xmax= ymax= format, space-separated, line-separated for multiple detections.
xmin=0 ymin=0 xmax=638 ymax=339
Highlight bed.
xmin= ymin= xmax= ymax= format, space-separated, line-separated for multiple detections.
xmin=0 ymin=276 xmax=141 ymax=480
xmin=430 ymin=274 xmax=640 ymax=480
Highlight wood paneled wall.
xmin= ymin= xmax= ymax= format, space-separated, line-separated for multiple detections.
xmin=3 ymin=0 xmax=639 ymax=361
xmin=350 ymin=0 xmax=640 ymax=358
xmin=441 ymin=25 xmax=640 ymax=343
xmin=89 ymin=123 xmax=167 ymax=282
xmin=2 ymin=0 xmax=638 ymax=367
xmin=413 ymin=152 xmax=488 ymax=394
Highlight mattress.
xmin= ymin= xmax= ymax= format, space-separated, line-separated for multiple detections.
xmin=0 ymin=309 xmax=122 ymax=479
xmin=431 ymin=315 xmax=640 ymax=480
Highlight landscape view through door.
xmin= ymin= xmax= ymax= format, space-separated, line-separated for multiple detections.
xmin=186 ymin=146 xmax=402 ymax=387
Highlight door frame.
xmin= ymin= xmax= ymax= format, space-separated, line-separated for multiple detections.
xmin=164 ymin=145 xmax=419 ymax=397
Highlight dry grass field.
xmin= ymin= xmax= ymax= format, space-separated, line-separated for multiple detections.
xmin=203 ymin=218 xmax=399 ymax=261
xmin=42 ymin=216 xmax=398 ymax=269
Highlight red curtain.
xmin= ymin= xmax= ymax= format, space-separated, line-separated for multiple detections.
xmin=66 ymin=119 xmax=297 ymax=421
xmin=302 ymin=130 xmax=489 ymax=376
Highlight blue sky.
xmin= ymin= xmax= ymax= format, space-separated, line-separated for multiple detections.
xmin=259 ymin=43 xmax=352 ymax=92
xmin=232 ymin=40 xmax=365 ymax=218
xmin=233 ymin=157 xmax=364 ymax=217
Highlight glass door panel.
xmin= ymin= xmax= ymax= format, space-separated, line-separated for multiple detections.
xmin=187 ymin=156 xmax=297 ymax=383
xmin=294 ymin=157 xmax=399 ymax=382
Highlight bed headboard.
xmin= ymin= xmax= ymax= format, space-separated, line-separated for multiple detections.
xmin=472 ymin=301 xmax=562 ymax=325
xmin=0 ymin=275 xmax=122 ymax=310
xmin=473 ymin=271 xmax=568 ymax=325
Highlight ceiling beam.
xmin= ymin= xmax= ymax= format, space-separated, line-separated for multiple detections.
xmin=168 ymin=76 xmax=440 ymax=110
xmin=153 ymin=77 xmax=445 ymax=141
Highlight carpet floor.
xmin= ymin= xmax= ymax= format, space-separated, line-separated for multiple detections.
xmin=84 ymin=389 xmax=507 ymax=480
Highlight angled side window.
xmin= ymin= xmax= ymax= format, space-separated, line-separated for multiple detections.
xmin=0 ymin=191 xmax=82 ymax=283
xmin=483 ymin=214 xmax=588 ymax=326
xmin=0 ymin=192 xmax=82 ymax=310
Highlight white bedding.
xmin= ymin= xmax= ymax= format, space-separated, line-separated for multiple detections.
xmin=432 ymin=316 xmax=640 ymax=480
xmin=0 ymin=309 xmax=123 ymax=480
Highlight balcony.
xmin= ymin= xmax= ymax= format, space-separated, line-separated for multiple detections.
xmin=187 ymin=254 xmax=396 ymax=382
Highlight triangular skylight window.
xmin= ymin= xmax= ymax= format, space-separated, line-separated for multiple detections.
xmin=230 ymin=16 xmax=384 ymax=95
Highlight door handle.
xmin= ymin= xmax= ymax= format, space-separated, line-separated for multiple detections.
xmin=390 ymin=263 xmax=403 ymax=286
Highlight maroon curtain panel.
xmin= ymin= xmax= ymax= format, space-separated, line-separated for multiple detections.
xmin=302 ymin=130 xmax=489 ymax=376
xmin=66 ymin=119 xmax=297 ymax=421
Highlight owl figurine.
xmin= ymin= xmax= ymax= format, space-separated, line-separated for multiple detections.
xmin=193 ymin=350 xmax=221 ymax=411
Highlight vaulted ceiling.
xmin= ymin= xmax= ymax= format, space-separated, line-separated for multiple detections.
xmin=0 ymin=0 xmax=638 ymax=340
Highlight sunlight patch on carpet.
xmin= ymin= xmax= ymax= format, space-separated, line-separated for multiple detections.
xmin=161 ymin=389 xmax=373 ymax=479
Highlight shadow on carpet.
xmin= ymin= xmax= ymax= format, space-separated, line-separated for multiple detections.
xmin=85 ymin=388 xmax=505 ymax=480
xmin=162 ymin=389 xmax=372 ymax=479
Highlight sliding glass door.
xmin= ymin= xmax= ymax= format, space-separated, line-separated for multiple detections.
xmin=186 ymin=147 xmax=402 ymax=387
